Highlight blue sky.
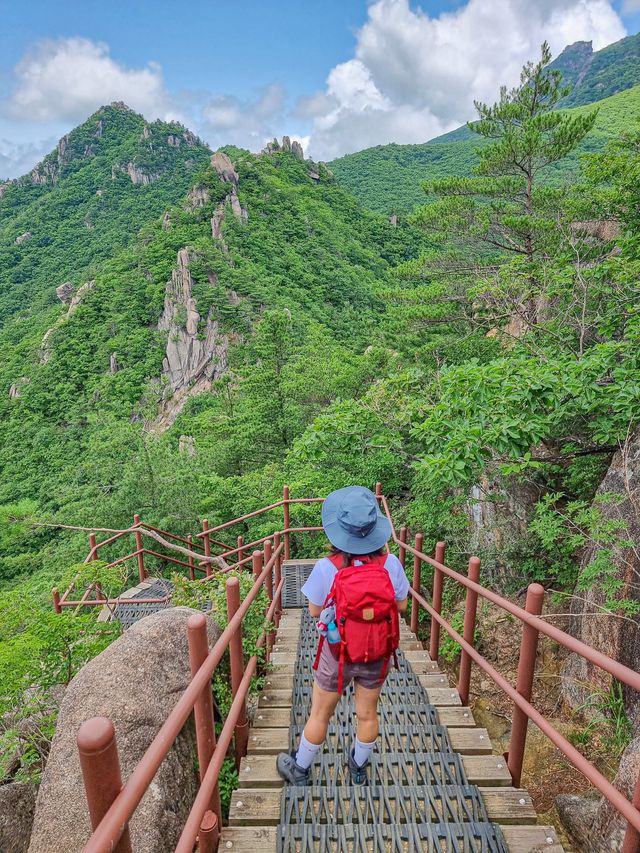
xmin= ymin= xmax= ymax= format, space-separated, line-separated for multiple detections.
xmin=1 ymin=0 xmax=638 ymax=178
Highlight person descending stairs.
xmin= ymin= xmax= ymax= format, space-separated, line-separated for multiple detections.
xmin=274 ymin=485 xmax=509 ymax=849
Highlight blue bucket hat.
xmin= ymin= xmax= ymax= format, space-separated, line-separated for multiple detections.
xmin=321 ymin=486 xmax=392 ymax=555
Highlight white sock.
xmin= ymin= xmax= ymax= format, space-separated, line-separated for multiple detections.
xmin=353 ymin=736 xmax=376 ymax=767
xmin=295 ymin=732 xmax=321 ymax=769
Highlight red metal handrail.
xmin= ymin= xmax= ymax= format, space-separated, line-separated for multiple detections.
xmin=79 ymin=542 xmax=283 ymax=853
xmin=380 ymin=495 xmax=640 ymax=850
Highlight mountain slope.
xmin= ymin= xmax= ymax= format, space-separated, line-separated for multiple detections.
xmin=550 ymin=32 xmax=640 ymax=107
xmin=0 ymin=102 xmax=211 ymax=325
xmin=0 ymin=117 xmax=423 ymax=581
xmin=330 ymin=84 xmax=640 ymax=214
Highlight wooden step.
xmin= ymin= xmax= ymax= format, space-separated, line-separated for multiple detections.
xmin=227 ymin=785 xmax=536 ymax=826
xmin=219 ymin=824 xmax=563 ymax=852
xmin=236 ymin=754 xmax=512 ymax=789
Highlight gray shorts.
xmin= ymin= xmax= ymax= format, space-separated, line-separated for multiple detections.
xmin=313 ymin=640 xmax=388 ymax=693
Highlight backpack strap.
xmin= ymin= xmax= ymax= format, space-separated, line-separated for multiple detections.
xmin=337 ymin=641 xmax=346 ymax=694
xmin=313 ymin=634 xmax=325 ymax=671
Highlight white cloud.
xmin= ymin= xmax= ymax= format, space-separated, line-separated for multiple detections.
xmin=306 ymin=0 xmax=627 ymax=160
xmin=201 ymin=83 xmax=287 ymax=151
xmin=0 ymin=136 xmax=57 ymax=180
xmin=5 ymin=37 xmax=175 ymax=123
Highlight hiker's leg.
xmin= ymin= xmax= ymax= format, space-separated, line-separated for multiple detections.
xmin=303 ymin=681 xmax=341 ymax=745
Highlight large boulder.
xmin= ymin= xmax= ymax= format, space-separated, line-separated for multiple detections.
xmin=28 ymin=608 xmax=220 ymax=853
xmin=562 ymin=430 xmax=640 ymax=727
xmin=0 ymin=782 xmax=36 ymax=853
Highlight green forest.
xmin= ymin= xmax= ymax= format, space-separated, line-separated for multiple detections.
xmin=1 ymin=40 xmax=639 ymax=804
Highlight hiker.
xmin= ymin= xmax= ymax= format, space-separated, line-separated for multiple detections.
xmin=276 ymin=485 xmax=410 ymax=785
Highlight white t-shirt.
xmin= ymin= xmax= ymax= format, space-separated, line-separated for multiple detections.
xmin=301 ymin=553 xmax=410 ymax=607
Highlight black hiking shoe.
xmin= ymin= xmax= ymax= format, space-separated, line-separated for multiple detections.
xmin=348 ymin=748 xmax=370 ymax=785
xmin=276 ymin=751 xmax=311 ymax=785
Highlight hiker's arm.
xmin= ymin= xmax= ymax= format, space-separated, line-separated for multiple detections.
xmin=308 ymin=602 xmax=322 ymax=618
xmin=396 ymin=597 xmax=408 ymax=615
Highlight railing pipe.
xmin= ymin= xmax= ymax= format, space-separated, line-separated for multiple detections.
xmin=458 ymin=556 xmax=481 ymax=706
xmin=429 ymin=541 xmax=446 ymax=661
xmin=283 ymin=485 xmax=291 ymax=560
xmin=80 ymin=546 xmax=281 ymax=853
xmin=175 ymin=578 xmax=284 ymax=853
xmin=409 ymin=584 xmax=640 ymax=836
xmin=263 ymin=540 xmax=274 ymax=656
xmin=133 ymin=515 xmax=146 ymax=582
xmin=187 ymin=535 xmax=195 ymax=581
xmin=398 ymin=526 xmax=407 ymax=569
xmin=379 ymin=496 xmax=640 ymax=694
xmin=187 ymin=613 xmax=221 ymax=837
xmin=195 ymin=500 xmax=285 ymax=536
xmin=410 ymin=533 xmax=423 ymax=634
xmin=508 ymin=582 xmax=545 ymax=787
xmin=201 ymin=519 xmax=212 ymax=577
xmin=226 ymin=577 xmax=248 ymax=767
xmin=77 ymin=718 xmax=132 ymax=853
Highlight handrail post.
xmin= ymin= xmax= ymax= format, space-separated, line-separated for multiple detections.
xmin=77 ymin=717 xmax=132 ymax=853
xmin=283 ymin=485 xmax=291 ymax=560
xmin=133 ymin=514 xmax=145 ymax=582
xmin=274 ymin=532 xmax=282 ymax=626
xmin=187 ymin=613 xmax=221 ymax=837
xmin=187 ymin=535 xmax=195 ymax=581
xmin=252 ymin=550 xmax=263 ymax=584
xmin=237 ymin=534 xmax=245 ymax=567
xmin=226 ymin=577 xmax=248 ymax=766
xmin=622 ymin=769 xmax=640 ymax=853
xmin=375 ymin=481 xmax=382 ymax=500
xmin=202 ymin=519 xmax=212 ymax=578
xmin=89 ymin=532 xmax=98 ymax=561
xmin=457 ymin=556 xmax=481 ymax=706
xmin=430 ymin=541 xmax=446 ymax=662
xmin=398 ymin=526 xmax=407 ymax=569
xmin=198 ymin=810 xmax=219 ymax=853
xmin=52 ymin=587 xmax=61 ymax=614
xmin=410 ymin=533 xmax=423 ymax=634
xmin=507 ymin=583 xmax=545 ymax=787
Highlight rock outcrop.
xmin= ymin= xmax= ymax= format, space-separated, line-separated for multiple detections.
xmin=556 ymin=737 xmax=640 ymax=851
xmin=0 ymin=782 xmax=36 ymax=853
xmin=185 ymin=184 xmax=210 ymax=210
xmin=126 ymin=162 xmax=160 ymax=185
xmin=55 ymin=282 xmax=75 ymax=304
xmin=9 ymin=377 xmax=30 ymax=398
xmin=158 ymin=249 xmax=228 ymax=390
xmin=209 ymin=150 xmax=247 ymax=241
xmin=162 ymin=211 xmax=172 ymax=231
xmin=15 ymin=232 xmax=32 ymax=244
xmin=0 ymin=180 xmax=11 ymax=198
xmin=109 ymin=353 xmax=119 ymax=374
xmin=40 ymin=281 xmax=96 ymax=364
xmin=167 ymin=134 xmax=181 ymax=147
xmin=27 ymin=608 xmax=220 ymax=853
xmin=562 ymin=430 xmax=640 ymax=726
xmin=211 ymin=152 xmax=238 ymax=185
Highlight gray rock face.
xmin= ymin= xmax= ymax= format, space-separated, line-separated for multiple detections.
xmin=55 ymin=282 xmax=75 ymax=304
xmin=162 ymin=211 xmax=172 ymax=231
xmin=15 ymin=232 xmax=32 ymax=244
xmin=158 ymin=249 xmax=229 ymax=392
xmin=9 ymin=377 xmax=30 ymax=399
xmin=126 ymin=162 xmax=160 ymax=185
xmin=588 ymin=736 xmax=640 ymax=851
xmin=27 ymin=608 xmax=220 ymax=853
xmin=0 ymin=782 xmax=36 ymax=853
xmin=0 ymin=181 xmax=12 ymax=198
xmin=186 ymin=184 xmax=210 ymax=209
xmin=167 ymin=134 xmax=181 ymax=147
xmin=562 ymin=430 xmax=640 ymax=726
xmin=211 ymin=151 xmax=239 ymax=185
xmin=555 ymin=794 xmax=599 ymax=849
xmin=109 ymin=352 xmax=119 ymax=374
xmin=291 ymin=140 xmax=304 ymax=159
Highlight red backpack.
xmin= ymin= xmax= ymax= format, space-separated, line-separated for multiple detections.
xmin=313 ymin=552 xmax=400 ymax=693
